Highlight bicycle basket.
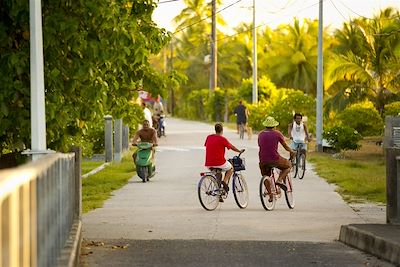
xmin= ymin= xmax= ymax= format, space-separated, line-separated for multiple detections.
xmin=229 ymin=156 xmax=245 ymax=171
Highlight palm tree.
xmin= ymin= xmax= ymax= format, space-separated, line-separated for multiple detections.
xmin=325 ymin=7 xmax=400 ymax=115
xmin=262 ymin=18 xmax=321 ymax=96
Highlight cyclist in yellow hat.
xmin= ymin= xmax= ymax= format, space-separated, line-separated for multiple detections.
xmin=258 ymin=116 xmax=295 ymax=195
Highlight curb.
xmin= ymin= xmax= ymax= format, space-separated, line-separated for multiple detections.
xmin=339 ymin=224 xmax=400 ymax=266
xmin=82 ymin=163 xmax=110 ymax=179
xmin=57 ymin=220 xmax=82 ymax=267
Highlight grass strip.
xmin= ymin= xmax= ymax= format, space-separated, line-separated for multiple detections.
xmin=82 ymin=151 xmax=135 ymax=213
xmin=308 ymin=151 xmax=386 ymax=204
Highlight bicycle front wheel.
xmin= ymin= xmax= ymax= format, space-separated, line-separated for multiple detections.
xmin=290 ymin=156 xmax=298 ymax=178
xmin=259 ymin=176 xmax=276 ymax=211
xmin=233 ymin=173 xmax=248 ymax=209
xmin=298 ymin=153 xmax=306 ymax=179
xmin=284 ymin=174 xmax=295 ymax=209
xmin=198 ymin=175 xmax=220 ymax=211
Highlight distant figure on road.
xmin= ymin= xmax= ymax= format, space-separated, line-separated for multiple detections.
xmin=142 ymin=102 xmax=153 ymax=128
xmin=204 ymin=123 xmax=244 ymax=201
xmin=153 ymin=95 xmax=164 ymax=116
xmin=288 ymin=113 xmax=311 ymax=158
xmin=233 ymin=100 xmax=252 ymax=139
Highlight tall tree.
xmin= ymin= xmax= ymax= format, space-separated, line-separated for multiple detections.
xmin=0 ymin=0 xmax=169 ymax=153
xmin=262 ymin=19 xmax=321 ymax=95
xmin=326 ymin=7 xmax=400 ymax=114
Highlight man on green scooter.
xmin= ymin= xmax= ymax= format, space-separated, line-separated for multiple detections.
xmin=132 ymin=120 xmax=158 ymax=171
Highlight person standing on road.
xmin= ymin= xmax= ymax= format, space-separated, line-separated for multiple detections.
xmin=204 ymin=123 xmax=245 ymax=201
xmin=258 ymin=116 xmax=295 ymax=200
xmin=233 ymin=100 xmax=251 ymax=138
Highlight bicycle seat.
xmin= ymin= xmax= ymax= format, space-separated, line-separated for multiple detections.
xmin=209 ymin=167 xmax=222 ymax=172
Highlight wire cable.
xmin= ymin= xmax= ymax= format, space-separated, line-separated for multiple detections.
xmin=217 ymin=0 xmax=323 ymax=42
xmin=173 ymin=0 xmax=243 ymax=34
xmin=328 ymin=0 xmax=348 ymax=22
xmin=158 ymin=0 xmax=181 ymax=4
xmin=338 ymin=0 xmax=400 ymax=21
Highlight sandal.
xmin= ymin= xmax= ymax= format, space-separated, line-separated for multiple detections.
xmin=221 ymin=181 xmax=229 ymax=192
xmin=276 ymin=180 xmax=287 ymax=191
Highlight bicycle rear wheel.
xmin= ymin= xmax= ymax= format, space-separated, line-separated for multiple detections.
xmin=298 ymin=153 xmax=306 ymax=179
xmin=198 ymin=175 xmax=220 ymax=211
xmin=290 ymin=156 xmax=298 ymax=178
xmin=233 ymin=173 xmax=248 ymax=209
xmin=259 ymin=176 xmax=276 ymax=211
xmin=284 ymin=174 xmax=295 ymax=209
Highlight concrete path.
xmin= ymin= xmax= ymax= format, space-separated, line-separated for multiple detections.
xmin=82 ymin=118 xmax=384 ymax=243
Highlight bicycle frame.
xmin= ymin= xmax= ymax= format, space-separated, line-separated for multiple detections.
xmin=260 ymin=164 xmax=295 ymax=210
xmin=198 ymin=151 xmax=248 ymax=210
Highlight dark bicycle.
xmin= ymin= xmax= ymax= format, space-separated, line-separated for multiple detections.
xmin=291 ymin=140 xmax=306 ymax=179
xmin=197 ymin=151 xmax=248 ymax=211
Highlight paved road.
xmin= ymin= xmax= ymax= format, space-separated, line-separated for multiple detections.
xmin=81 ymin=118 xmax=390 ymax=266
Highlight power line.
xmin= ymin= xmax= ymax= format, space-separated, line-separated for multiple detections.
xmin=338 ymin=0 xmax=400 ymax=21
xmin=173 ymin=0 xmax=243 ymax=34
xmin=158 ymin=0 xmax=180 ymax=4
xmin=217 ymin=0 xmax=323 ymax=42
xmin=328 ymin=0 xmax=348 ymax=22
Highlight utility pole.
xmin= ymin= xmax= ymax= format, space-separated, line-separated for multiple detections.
xmin=29 ymin=0 xmax=47 ymax=160
xmin=252 ymin=0 xmax=258 ymax=104
xmin=316 ymin=0 xmax=324 ymax=151
xmin=210 ymin=0 xmax=217 ymax=92
xmin=168 ymin=40 xmax=175 ymax=115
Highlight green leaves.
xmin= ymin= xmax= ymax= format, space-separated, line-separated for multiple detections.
xmin=0 ymin=0 xmax=171 ymax=155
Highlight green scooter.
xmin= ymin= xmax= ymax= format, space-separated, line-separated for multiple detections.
xmin=134 ymin=142 xmax=156 ymax=182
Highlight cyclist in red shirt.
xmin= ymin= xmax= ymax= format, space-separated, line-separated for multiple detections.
xmin=204 ymin=123 xmax=244 ymax=193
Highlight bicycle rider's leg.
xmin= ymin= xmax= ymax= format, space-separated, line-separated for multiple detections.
xmin=215 ymin=161 xmax=233 ymax=191
xmin=274 ymin=156 xmax=292 ymax=183
xmin=259 ymin=162 xmax=273 ymax=200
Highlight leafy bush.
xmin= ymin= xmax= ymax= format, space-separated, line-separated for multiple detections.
xmin=337 ymin=104 xmax=384 ymax=136
xmin=247 ymin=100 xmax=272 ymax=132
xmin=237 ymin=75 xmax=276 ymax=103
xmin=206 ymin=88 xmax=226 ymax=122
xmin=269 ymin=89 xmax=316 ymax=133
xmin=176 ymin=89 xmax=209 ymax=120
xmin=322 ymin=125 xmax=362 ymax=152
xmin=384 ymin=101 xmax=400 ymax=117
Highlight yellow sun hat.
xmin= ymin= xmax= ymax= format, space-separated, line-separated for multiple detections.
xmin=262 ymin=116 xmax=279 ymax=127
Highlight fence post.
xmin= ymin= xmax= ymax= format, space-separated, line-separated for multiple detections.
xmin=384 ymin=116 xmax=400 ymax=224
xmin=104 ymin=115 xmax=113 ymax=162
xmin=122 ymin=125 xmax=129 ymax=151
xmin=114 ymin=119 xmax=122 ymax=162
xmin=69 ymin=146 xmax=82 ymax=219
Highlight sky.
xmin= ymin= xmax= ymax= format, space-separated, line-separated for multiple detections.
xmin=152 ymin=0 xmax=400 ymax=33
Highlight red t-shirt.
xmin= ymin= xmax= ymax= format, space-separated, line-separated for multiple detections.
xmin=204 ymin=134 xmax=232 ymax=166
xmin=258 ymin=129 xmax=285 ymax=162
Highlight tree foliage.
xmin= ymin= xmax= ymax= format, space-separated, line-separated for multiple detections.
xmin=0 ymin=0 xmax=170 ymax=154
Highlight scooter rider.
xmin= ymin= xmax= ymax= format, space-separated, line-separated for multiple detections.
xmin=132 ymin=119 xmax=158 ymax=164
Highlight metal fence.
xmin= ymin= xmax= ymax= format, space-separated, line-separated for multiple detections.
xmin=0 ymin=152 xmax=81 ymax=267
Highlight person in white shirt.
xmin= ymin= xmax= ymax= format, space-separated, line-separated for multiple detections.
xmin=153 ymin=95 xmax=164 ymax=116
xmin=288 ymin=113 xmax=310 ymax=155
xmin=142 ymin=102 xmax=153 ymax=128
